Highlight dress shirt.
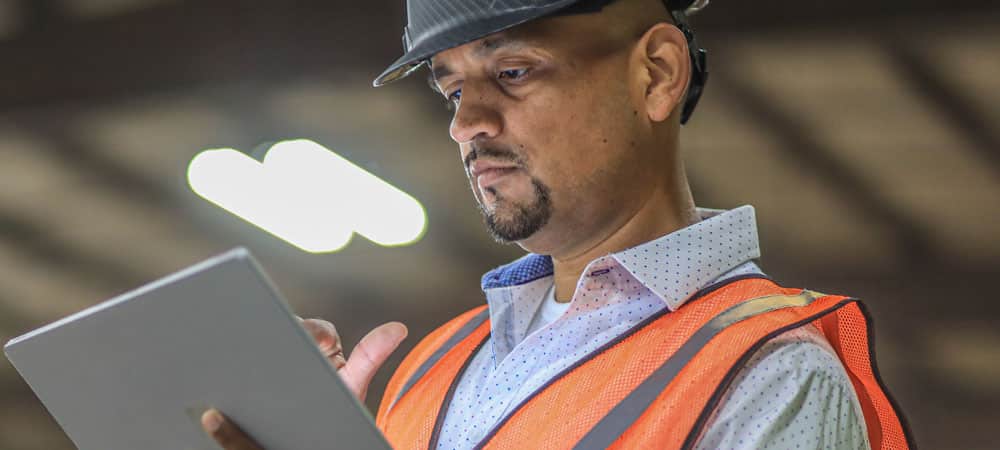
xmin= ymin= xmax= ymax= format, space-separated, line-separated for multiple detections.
xmin=435 ymin=206 xmax=869 ymax=449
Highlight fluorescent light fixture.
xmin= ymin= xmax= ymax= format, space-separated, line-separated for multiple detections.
xmin=188 ymin=139 xmax=427 ymax=253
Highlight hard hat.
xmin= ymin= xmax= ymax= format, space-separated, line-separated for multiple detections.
xmin=373 ymin=0 xmax=709 ymax=124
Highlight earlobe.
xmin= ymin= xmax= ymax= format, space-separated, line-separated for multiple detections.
xmin=639 ymin=23 xmax=690 ymax=123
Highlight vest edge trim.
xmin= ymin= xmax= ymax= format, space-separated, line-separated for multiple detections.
xmin=853 ymin=300 xmax=919 ymax=449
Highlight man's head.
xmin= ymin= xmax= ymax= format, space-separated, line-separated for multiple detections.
xmin=378 ymin=0 xmax=703 ymax=256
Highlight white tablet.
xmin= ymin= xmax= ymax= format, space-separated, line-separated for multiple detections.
xmin=4 ymin=248 xmax=391 ymax=450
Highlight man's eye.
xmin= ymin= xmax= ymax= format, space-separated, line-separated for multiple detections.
xmin=445 ymin=89 xmax=462 ymax=110
xmin=498 ymin=68 xmax=529 ymax=80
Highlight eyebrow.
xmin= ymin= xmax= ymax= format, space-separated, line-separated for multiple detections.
xmin=427 ymin=36 xmax=530 ymax=94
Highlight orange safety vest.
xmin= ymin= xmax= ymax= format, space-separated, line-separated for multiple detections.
xmin=376 ymin=276 xmax=914 ymax=449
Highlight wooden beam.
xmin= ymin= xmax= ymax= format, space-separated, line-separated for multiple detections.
xmin=0 ymin=0 xmax=404 ymax=111
xmin=882 ymin=38 xmax=1000 ymax=176
xmin=0 ymin=0 xmax=997 ymax=112
xmin=0 ymin=213 xmax=145 ymax=288
xmin=708 ymin=68 xmax=938 ymax=265
xmin=690 ymin=0 xmax=998 ymax=33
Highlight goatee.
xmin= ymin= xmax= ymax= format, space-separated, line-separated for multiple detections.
xmin=478 ymin=178 xmax=552 ymax=243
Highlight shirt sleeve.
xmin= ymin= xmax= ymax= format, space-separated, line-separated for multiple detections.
xmin=693 ymin=325 xmax=871 ymax=450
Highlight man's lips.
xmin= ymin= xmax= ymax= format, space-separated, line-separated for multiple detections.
xmin=476 ymin=167 xmax=519 ymax=188
xmin=470 ymin=161 xmax=521 ymax=188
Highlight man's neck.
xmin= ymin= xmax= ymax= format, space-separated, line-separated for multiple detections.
xmin=549 ymin=182 xmax=697 ymax=303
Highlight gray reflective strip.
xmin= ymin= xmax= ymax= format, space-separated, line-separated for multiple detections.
xmin=387 ymin=308 xmax=490 ymax=413
xmin=573 ymin=292 xmax=818 ymax=450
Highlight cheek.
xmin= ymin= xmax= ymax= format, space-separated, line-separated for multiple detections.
xmin=546 ymin=89 xmax=633 ymax=176
xmin=506 ymin=68 xmax=636 ymax=193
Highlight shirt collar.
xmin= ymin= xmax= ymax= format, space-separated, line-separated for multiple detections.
xmin=481 ymin=205 xmax=761 ymax=311
xmin=481 ymin=253 xmax=553 ymax=291
xmin=612 ymin=205 xmax=761 ymax=310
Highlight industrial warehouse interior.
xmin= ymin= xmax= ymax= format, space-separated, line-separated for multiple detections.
xmin=0 ymin=0 xmax=998 ymax=448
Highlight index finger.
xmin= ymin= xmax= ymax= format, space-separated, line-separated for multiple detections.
xmin=300 ymin=319 xmax=341 ymax=354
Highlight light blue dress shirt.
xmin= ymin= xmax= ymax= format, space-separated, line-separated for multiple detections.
xmin=435 ymin=205 xmax=870 ymax=449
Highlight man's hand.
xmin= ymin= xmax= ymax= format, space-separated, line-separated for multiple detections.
xmin=202 ymin=409 xmax=262 ymax=450
xmin=298 ymin=319 xmax=408 ymax=401
xmin=200 ymin=319 xmax=407 ymax=449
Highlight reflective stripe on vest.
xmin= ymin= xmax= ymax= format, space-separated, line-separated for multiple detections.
xmin=387 ymin=308 xmax=490 ymax=414
xmin=573 ymin=291 xmax=819 ymax=450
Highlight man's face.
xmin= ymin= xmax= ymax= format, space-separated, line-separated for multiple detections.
xmin=429 ymin=15 xmax=659 ymax=253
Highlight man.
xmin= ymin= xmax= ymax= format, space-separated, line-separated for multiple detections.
xmin=201 ymin=0 xmax=914 ymax=448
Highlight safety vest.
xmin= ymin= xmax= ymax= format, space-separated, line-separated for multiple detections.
xmin=376 ymin=276 xmax=914 ymax=449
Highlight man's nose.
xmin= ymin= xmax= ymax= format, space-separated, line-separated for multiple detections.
xmin=449 ymin=87 xmax=503 ymax=144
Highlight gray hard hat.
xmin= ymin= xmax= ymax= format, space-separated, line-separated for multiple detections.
xmin=374 ymin=0 xmax=709 ymax=123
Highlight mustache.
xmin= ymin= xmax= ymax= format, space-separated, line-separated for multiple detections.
xmin=464 ymin=143 xmax=526 ymax=171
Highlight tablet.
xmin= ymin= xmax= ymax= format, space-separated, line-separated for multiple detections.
xmin=4 ymin=248 xmax=392 ymax=450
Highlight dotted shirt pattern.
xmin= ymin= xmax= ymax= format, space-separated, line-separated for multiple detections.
xmin=694 ymin=325 xmax=871 ymax=450
xmin=434 ymin=206 xmax=869 ymax=449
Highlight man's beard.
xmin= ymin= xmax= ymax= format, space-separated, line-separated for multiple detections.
xmin=466 ymin=143 xmax=553 ymax=243
xmin=477 ymin=178 xmax=552 ymax=243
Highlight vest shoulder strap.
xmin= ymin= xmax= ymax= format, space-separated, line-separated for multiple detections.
xmin=390 ymin=308 xmax=489 ymax=411
xmin=376 ymin=305 xmax=489 ymax=422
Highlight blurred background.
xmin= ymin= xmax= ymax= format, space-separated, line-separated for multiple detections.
xmin=0 ymin=0 xmax=997 ymax=448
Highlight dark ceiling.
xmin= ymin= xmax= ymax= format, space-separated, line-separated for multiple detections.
xmin=0 ymin=1 xmax=998 ymax=449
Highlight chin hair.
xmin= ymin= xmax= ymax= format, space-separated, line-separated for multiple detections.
xmin=479 ymin=179 xmax=552 ymax=244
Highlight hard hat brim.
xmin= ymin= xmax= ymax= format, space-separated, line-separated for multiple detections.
xmin=372 ymin=0 xmax=581 ymax=87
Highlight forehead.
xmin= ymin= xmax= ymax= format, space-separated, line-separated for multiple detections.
xmin=428 ymin=28 xmax=554 ymax=86
xmin=427 ymin=13 xmax=621 ymax=75
xmin=429 ymin=25 xmax=552 ymax=69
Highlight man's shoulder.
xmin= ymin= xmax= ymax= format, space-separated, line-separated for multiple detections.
xmin=695 ymin=324 xmax=871 ymax=449
xmin=748 ymin=324 xmax=843 ymax=372
xmin=722 ymin=324 xmax=862 ymax=424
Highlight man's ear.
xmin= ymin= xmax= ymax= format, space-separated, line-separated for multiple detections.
xmin=635 ymin=23 xmax=691 ymax=123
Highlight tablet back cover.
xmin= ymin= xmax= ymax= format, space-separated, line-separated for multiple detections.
xmin=4 ymin=248 xmax=391 ymax=450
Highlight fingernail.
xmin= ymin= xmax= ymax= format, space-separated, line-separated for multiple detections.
xmin=202 ymin=409 xmax=222 ymax=432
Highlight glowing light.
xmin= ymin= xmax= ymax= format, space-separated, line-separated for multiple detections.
xmin=188 ymin=139 xmax=427 ymax=253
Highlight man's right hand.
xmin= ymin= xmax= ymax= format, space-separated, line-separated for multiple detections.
xmin=297 ymin=318 xmax=409 ymax=402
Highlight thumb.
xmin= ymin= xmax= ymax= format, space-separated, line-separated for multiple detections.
xmin=339 ymin=322 xmax=408 ymax=401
